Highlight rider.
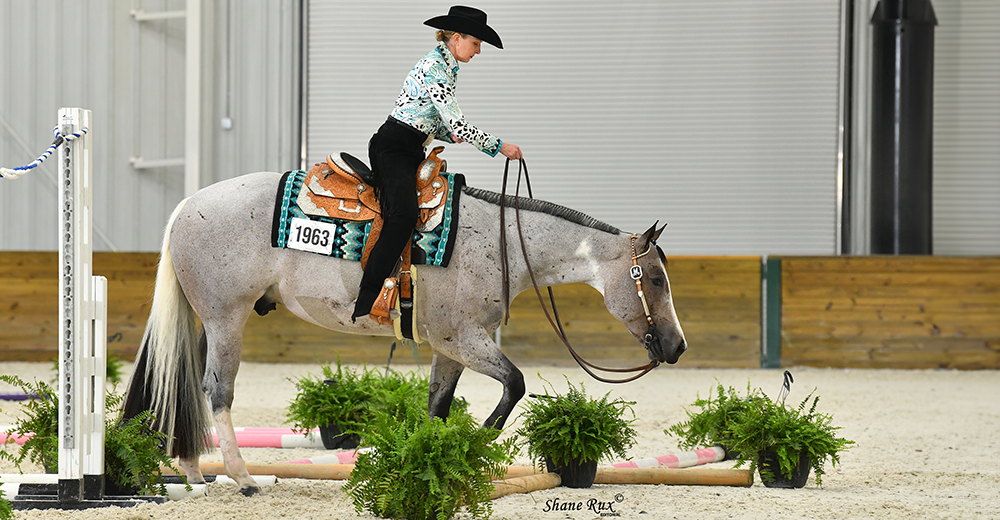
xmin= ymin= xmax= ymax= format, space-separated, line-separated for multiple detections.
xmin=352 ymin=5 xmax=524 ymax=322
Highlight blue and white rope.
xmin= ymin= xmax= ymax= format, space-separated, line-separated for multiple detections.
xmin=1 ymin=125 xmax=89 ymax=180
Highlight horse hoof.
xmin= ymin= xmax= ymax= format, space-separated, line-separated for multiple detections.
xmin=238 ymin=484 xmax=261 ymax=497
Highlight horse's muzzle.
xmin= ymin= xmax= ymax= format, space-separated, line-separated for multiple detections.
xmin=648 ymin=337 xmax=686 ymax=365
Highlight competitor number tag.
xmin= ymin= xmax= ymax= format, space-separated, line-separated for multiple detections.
xmin=287 ymin=217 xmax=337 ymax=255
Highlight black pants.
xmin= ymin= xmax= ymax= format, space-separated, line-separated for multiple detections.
xmin=352 ymin=117 xmax=426 ymax=320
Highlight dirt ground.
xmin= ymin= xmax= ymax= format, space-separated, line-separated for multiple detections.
xmin=1 ymin=361 xmax=997 ymax=520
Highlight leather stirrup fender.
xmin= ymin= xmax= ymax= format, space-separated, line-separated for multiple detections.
xmin=360 ymin=213 xmax=384 ymax=270
xmin=369 ymin=277 xmax=398 ymax=326
xmin=369 ymin=238 xmax=413 ymax=325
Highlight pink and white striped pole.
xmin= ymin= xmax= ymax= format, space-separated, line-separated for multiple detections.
xmin=4 ymin=425 xmax=331 ymax=449
xmin=610 ymin=446 xmax=725 ymax=469
xmin=282 ymin=448 xmax=370 ymax=465
xmin=209 ymin=427 xmax=325 ymax=449
xmin=0 ymin=431 xmax=31 ymax=445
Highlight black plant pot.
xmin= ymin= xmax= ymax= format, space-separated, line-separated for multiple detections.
xmin=715 ymin=437 xmax=741 ymax=461
xmin=317 ymin=378 xmax=360 ymax=450
xmin=319 ymin=421 xmax=359 ymax=450
xmin=104 ymin=475 xmax=141 ymax=496
xmin=758 ymin=450 xmax=810 ymax=488
xmin=545 ymin=455 xmax=598 ymax=489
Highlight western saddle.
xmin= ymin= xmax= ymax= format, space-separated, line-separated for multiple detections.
xmin=302 ymin=146 xmax=450 ymax=324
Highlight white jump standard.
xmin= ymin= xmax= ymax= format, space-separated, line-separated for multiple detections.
xmin=1 ymin=108 xmax=167 ymax=510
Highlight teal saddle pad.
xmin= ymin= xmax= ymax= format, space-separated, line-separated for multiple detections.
xmin=270 ymin=170 xmax=465 ymax=267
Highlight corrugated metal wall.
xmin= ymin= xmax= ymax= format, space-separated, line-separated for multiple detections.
xmin=932 ymin=0 xmax=1000 ymax=255
xmin=847 ymin=0 xmax=1000 ymax=255
xmin=0 ymin=0 xmax=300 ymax=252
xmin=208 ymin=0 xmax=301 ymax=186
xmin=3 ymin=1 xmax=997 ymax=255
xmin=307 ymin=0 xmax=844 ymax=256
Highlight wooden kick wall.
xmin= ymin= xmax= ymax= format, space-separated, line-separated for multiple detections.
xmin=6 ymin=252 xmax=996 ymax=369
xmin=500 ymin=257 xmax=762 ymax=368
xmin=0 ymin=252 xmax=762 ymax=368
xmin=773 ymin=257 xmax=1000 ymax=369
xmin=1 ymin=252 xmax=158 ymax=362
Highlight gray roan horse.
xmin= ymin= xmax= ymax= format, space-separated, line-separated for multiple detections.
xmin=122 ymin=170 xmax=687 ymax=495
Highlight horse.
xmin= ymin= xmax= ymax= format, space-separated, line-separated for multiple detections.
xmin=122 ymin=170 xmax=687 ymax=495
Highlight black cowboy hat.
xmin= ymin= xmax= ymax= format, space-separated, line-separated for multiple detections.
xmin=424 ymin=6 xmax=503 ymax=49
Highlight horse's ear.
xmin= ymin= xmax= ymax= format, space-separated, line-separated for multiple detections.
xmin=638 ymin=221 xmax=659 ymax=250
xmin=652 ymin=222 xmax=667 ymax=243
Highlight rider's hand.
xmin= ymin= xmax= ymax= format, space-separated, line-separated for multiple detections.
xmin=500 ymin=141 xmax=523 ymax=161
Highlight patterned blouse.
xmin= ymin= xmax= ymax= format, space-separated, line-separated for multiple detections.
xmin=390 ymin=43 xmax=502 ymax=157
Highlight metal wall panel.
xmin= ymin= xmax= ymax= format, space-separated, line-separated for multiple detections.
xmin=847 ymin=0 xmax=1000 ymax=256
xmin=1 ymin=0 xmax=120 ymax=251
xmin=307 ymin=0 xmax=843 ymax=255
xmin=932 ymin=0 xmax=1000 ymax=254
xmin=0 ymin=0 xmax=300 ymax=252
xmin=206 ymin=0 xmax=301 ymax=185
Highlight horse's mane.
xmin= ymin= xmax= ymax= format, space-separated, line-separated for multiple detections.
xmin=462 ymin=186 xmax=621 ymax=235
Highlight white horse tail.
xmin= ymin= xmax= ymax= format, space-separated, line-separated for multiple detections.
xmin=122 ymin=197 xmax=213 ymax=459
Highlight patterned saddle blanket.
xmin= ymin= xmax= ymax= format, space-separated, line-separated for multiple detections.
xmin=270 ymin=164 xmax=465 ymax=267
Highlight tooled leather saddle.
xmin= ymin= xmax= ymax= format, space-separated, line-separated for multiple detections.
xmin=301 ymin=146 xmax=450 ymax=325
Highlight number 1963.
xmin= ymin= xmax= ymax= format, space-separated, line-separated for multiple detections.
xmin=288 ymin=217 xmax=336 ymax=254
xmin=293 ymin=222 xmax=330 ymax=247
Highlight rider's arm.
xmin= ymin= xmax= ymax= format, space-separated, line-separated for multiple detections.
xmin=423 ymin=65 xmax=502 ymax=157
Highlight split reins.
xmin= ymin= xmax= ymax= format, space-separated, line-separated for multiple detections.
xmin=498 ymin=158 xmax=659 ymax=384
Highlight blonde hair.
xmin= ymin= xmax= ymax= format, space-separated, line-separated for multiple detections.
xmin=435 ymin=30 xmax=468 ymax=42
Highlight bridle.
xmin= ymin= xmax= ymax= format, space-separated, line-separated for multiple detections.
xmin=629 ymin=233 xmax=662 ymax=352
xmin=499 ymin=159 xmax=660 ymax=384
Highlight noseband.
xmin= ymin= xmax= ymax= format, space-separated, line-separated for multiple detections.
xmin=499 ymin=159 xmax=659 ymax=384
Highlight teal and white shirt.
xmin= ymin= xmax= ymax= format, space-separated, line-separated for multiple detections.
xmin=390 ymin=43 xmax=502 ymax=157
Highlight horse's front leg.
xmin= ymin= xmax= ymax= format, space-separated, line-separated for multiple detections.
xmin=439 ymin=327 xmax=524 ymax=429
xmin=428 ymin=353 xmax=464 ymax=420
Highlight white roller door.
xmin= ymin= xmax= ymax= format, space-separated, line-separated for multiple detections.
xmin=306 ymin=0 xmax=843 ymax=255
xmin=932 ymin=0 xmax=1000 ymax=255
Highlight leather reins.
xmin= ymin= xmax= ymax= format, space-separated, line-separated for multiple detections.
xmin=498 ymin=158 xmax=659 ymax=384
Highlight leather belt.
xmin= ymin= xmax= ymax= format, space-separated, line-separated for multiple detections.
xmin=387 ymin=116 xmax=429 ymax=141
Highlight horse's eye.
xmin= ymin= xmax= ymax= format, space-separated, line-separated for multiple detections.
xmin=651 ymin=277 xmax=664 ymax=288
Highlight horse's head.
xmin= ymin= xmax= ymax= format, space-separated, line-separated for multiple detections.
xmin=605 ymin=223 xmax=687 ymax=365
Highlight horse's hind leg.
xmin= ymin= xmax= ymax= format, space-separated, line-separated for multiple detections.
xmin=178 ymin=458 xmax=206 ymax=485
xmin=202 ymin=318 xmax=260 ymax=496
xmin=177 ymin=330 xmax=209 ymax=485
xmin=438 ymin=327 xmax=524 ymax=429
xmin=428 ymin=353 xmax=464 ymax=419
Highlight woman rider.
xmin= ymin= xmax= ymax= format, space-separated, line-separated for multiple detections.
xmin=352 ymin=6 xmax=523 ymax=321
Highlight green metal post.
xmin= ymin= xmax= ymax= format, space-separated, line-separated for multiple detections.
xmin=763 ymin=258 xmax=782 ymax=368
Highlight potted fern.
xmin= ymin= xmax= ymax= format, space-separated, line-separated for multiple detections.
xmin=0 ymin=375 xmax=58 ymax=473
xmin=0 ymin=485 xmax=10 ymax=520
xmin=669 ymin=379 xmax=854 ymax=488
xmin=728 ymin=388 xmax=855 ymax=488
xmin=285 ymin=363 xmax=377 ymax=449
xmin=0 ymin=375 xmax=183 ymax=496
xmin=286 ymin=364 xmax=470 ymax=449
xmin=666 ymin=381 xmax=770 ymax=460
xmin=345 ymin=407 xmax=516 ymax=520
xmin=516 ymin=377 xmax=637 ymax=488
